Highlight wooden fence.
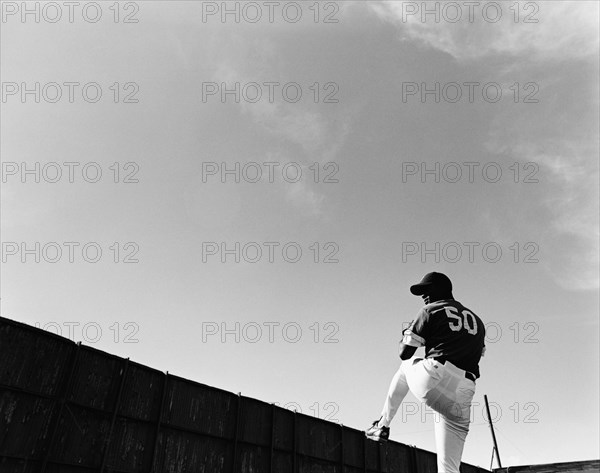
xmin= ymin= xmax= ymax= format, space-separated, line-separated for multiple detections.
xmin=0 ymin=316 xmax=489 ymax=473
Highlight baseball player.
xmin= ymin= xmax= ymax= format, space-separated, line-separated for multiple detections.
xmin=365 ymin=272 xmax=486 ymax=473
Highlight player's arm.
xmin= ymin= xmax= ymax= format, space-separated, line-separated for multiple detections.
xmin=398 ymin=341 xmax=417 ymax=360
xmin=398 ymin=313 xmax=428 ymax=360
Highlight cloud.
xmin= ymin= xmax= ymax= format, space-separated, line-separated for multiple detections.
xmin=284 ymin=179 xmax=326 ymax=217
xmin=482 ymin=57 xmax=598 ymax=291
xmin=368 ymin=1 xmax=599 ymax=290
xmin=164 ymin=21 xmax=355 ymax=218
xmin=199 ymin=31 xmax=352 ymax=216
xmin=486 ymin=122 xmax=599 ymax=291
xmin=369 ymin=1 xmax=599 ymax=62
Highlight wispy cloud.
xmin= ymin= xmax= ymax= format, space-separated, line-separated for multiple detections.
xmin=284 ymin=178 xmax=326 ymax=217
xmin=485 ymin=116 xmax=599 ymax=291
xmin=369 ymin=1 xmax=599 ymax=62
xmin=369 ymin=0 xmax=599 ymax=291
xmin=201 ymin=32 xmax=352 ymax=216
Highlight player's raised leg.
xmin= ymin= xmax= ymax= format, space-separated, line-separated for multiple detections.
xmin=365 ymin=361 xmax=411 ymax=441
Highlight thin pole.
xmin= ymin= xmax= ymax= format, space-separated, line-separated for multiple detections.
xmin=484 ymin=394 xmax=502 ymax=469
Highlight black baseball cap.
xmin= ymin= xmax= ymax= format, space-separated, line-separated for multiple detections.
xmin=410 ymin=272 xmax=452 ymax=295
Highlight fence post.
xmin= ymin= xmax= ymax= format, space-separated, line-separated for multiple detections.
xmin=40 ymin=342 xmax=82 ymax=473
xmin=99 ymin=357 xmax=130 ymax=472
xmin=150 ymin=371 xmax=169 ymax=472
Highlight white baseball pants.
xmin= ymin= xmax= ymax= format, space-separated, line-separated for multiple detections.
xmin=378 ymin=358 xmax=476 ymax=473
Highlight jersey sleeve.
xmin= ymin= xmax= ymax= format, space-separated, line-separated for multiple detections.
xmin=401 ymin=308 xmax=429 ymax=347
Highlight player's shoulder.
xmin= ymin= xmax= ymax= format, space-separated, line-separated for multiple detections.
xmin=424 ymin=299 xmax=455 ymax=312
xmin=425 ymin=299 xmax=479 ymax=316
xmin=451 ymin=299 xmax=483 ymax=320
xmin=418 ymin=301 xmax=446 ymax=321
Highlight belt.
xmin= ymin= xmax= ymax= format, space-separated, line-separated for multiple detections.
xmin=435 ymin=359 xmax=477 ymax=382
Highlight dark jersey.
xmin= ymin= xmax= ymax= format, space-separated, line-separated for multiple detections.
xmin=402 ymin=299 xmax=486 ymax=378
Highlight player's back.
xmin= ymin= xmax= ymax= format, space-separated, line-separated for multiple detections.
xmin=423 ymin=299 xmax=485 ymax=378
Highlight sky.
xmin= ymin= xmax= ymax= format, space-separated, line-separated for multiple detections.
xmin=1 ymin=0 xmax=599 ymax=469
